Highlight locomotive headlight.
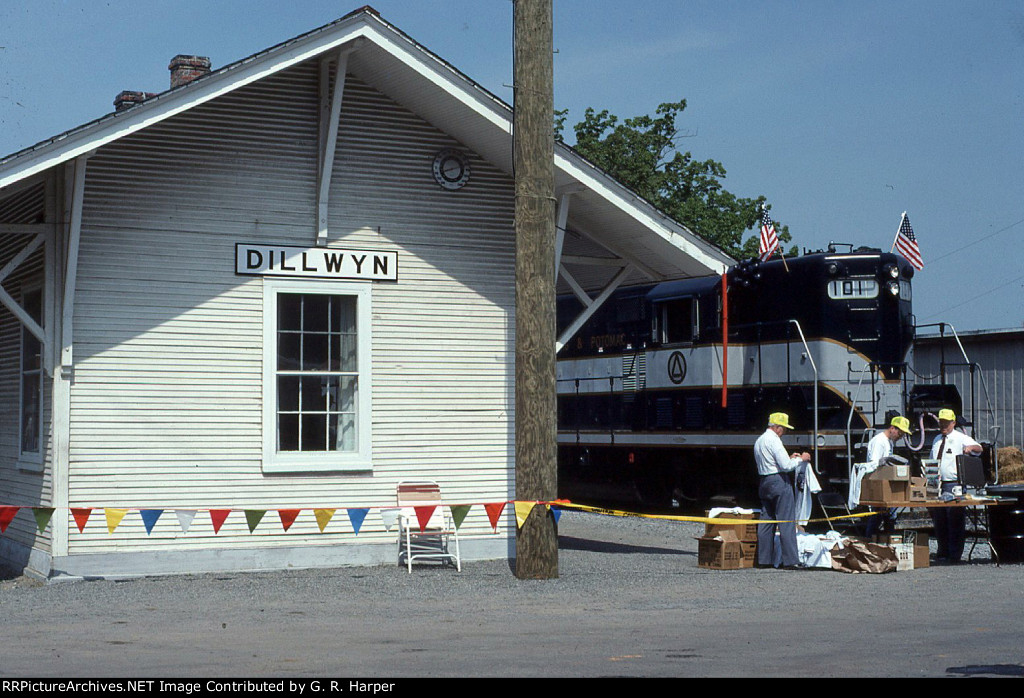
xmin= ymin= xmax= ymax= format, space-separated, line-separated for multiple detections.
xmin=887 ymin=280 xmax=900 ymax=296
xmin=884 ymin=263 xmax=899 ymax=279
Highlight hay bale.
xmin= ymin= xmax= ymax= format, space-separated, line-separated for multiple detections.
xmin=998 ymin=446 xmax=1024 ymax=484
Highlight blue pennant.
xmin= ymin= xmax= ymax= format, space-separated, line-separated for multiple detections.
xmin=347 ymin=508 xmax=369 ymax=535
xmin=140 ymin=509 xmax=164 ymax=535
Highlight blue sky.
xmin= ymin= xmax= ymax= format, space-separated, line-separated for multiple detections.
xmin=2 ymin=0 xmax=1022 ymax=332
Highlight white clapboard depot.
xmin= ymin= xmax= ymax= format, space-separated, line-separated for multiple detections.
xmin=0 ymin=6 xmax=732 ymax=579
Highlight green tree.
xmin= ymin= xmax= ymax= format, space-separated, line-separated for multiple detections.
xmin=555 ymin=99 xmax=793 ymax=260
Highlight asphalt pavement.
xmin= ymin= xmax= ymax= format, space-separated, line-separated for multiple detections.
xmin=1 ymin=510 xmax=1022 ymax=678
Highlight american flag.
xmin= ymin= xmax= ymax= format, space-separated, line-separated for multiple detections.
xmin=759 ymin=208 xmax=779 ymax=262
xmin=894 ymin=212 xmax=923 ymax=270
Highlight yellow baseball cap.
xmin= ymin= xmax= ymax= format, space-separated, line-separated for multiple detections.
xmin=890 ymin=416 xmax=913 ymax=435
xmin=769 ymin=412 xmax=793 ymax=429
xmin=938 ymin=408 xmax=956 ymax=423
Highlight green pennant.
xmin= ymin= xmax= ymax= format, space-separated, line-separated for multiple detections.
xmin=450 ymin=504 xmax=471 ymax=530
xmin=32 ymin=508 xmax=55 ymax=533
xmin=244 ymin=510 xmax=266 ymax=533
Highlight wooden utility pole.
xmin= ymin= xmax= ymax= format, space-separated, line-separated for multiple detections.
xmin=513 ymin=0 xmax=558 ymax=579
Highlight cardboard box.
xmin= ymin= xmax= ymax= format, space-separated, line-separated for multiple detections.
xmin=739 ymin=541 xmax=758 ymax=568
xmin=909 ymin=476 xmax=927 ymax=502
xmin=861 ymin=478 xmax=910 ymax=503
xmin=874 ymin=533 xmax=903 ymax=545
xmin=697 ymin=530 xmax=745 ymax=569
xmin=704 ymin=511 xmax=758 ymax=542
xmin=867 ymin=463 xmax=911 ymax=482
xmin=893 ymin=543 xmax=914 ymax=570
xmin=909 ymin=530 xmax=930 ymax=568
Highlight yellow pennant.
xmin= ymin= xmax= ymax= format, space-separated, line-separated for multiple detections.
xmin=105 ymin=508 xmax=129 ymax=534
xmin=514 ymin=501 xmax=537 ymax=530
xmin=314 ymin=508 xmax=336 ymax=533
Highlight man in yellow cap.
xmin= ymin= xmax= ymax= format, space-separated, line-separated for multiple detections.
xmin=930 ymin=408 xmax=983 ymax=563
xmin=754 ymin=412 xmax=812 ymax=569
xmin=867 ymin=416 xmax=914 ymax=470
xmin=864 ymin=415 xmax=915 ymax=536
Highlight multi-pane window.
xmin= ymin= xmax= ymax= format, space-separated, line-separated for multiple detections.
xmin=20 ymin=287 xmax=43 ymax=459
xmin=263 ymin=280 xmax=371 ymax=473
xmin=276 ymin=294 xmax=358 ymax=452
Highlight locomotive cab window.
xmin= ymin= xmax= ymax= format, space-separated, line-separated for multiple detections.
xmin=656 ymin=298 xmax=697 ymax=344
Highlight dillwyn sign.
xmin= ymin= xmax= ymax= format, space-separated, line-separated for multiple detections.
xmin=235 ymin=243 xmax=398 ymax=281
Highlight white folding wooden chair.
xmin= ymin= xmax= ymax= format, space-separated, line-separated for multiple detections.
xmin=396 ymin=480 xmax=461 ymax=573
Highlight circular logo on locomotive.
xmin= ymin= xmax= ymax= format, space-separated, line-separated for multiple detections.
xmin=667 ymin=351 xmax=687 ymax=384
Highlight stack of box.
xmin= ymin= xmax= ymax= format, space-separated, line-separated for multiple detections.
xmin=861 ymin=463 xmax=926 ymax=503
xmin=873 ymin=531 xmax=930 ymax=569
xmin=698 ymin=511 xmax=759 ymax=569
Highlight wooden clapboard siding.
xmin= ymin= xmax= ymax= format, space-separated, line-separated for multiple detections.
xmin=0 ymin=180 xmax=55 ymax=552
xmin=64 ymin=60 xmax=515 ymax=557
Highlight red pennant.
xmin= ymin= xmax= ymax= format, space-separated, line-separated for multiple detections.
xmin=484 ymin=502 xmax=506 ymax=532
xmin=71 ymin=508 xmax=93 ymax=533
xmin=414 ymin=506 xmax=436 ymax=532
xmin=209 ymin=509 xmax=231 ymax=534
xmin=0 ymin=507 xmax=19 ymax=533
xmin=278 ymin=509 xmax=301 ymax=532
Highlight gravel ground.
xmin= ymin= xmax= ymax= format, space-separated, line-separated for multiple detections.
xmin=0 ymin=510 xmax=1020 ymax=678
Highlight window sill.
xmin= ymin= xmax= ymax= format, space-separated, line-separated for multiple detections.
xmin=262 ymin=456 xmax=372 ymax=475
xmin=17 ymin=456 xmax=44 ymax=473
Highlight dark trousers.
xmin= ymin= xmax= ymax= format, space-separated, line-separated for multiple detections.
xmin=757 ymin=472 xmax=799 ymax=567
xmin=930 ymin=481 xmax=967 ymax=561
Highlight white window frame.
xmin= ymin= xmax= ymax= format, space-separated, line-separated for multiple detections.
xmin=262 ymin=278 xmax=372 ymax=473
xmin=18 ymin=283 xmax=45 ymax=470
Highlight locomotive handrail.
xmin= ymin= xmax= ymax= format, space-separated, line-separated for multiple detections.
xmin=842 ymin=359 xmax=913 ymax=485
xmin=556 ymin=375 xmax=618 ymax=383
xmin=788 ymin=319 xmax=821 ymax=474
xmin=916 ymin=322 xmax=971 ymax=368
xmin=845 ymin=361 xmax=874 ymax=484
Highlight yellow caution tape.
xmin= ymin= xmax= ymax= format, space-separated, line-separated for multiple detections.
xmin=552 ymin=500 xmax=878 ymax=525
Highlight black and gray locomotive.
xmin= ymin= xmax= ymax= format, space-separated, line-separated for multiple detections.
xmin=556 ymin=245 xmax=919 ymax=509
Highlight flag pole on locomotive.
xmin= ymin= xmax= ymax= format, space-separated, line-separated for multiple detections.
xmin=891 ymin=211 xmax=924 ymax=271
xmin=759 ymin=206 xmax=788 ymax=272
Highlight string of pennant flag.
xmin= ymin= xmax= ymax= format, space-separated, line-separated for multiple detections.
xmin=0 ymin=501 xmax=582 ymax=537
xmin=0 ymin=500 xmax=870 ymax=537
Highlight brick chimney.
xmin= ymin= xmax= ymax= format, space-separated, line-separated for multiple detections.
xmin=114 ymin=90 xmax=158 ymax=112
xmin=169 ymin=55 xmax=212 ymax=88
